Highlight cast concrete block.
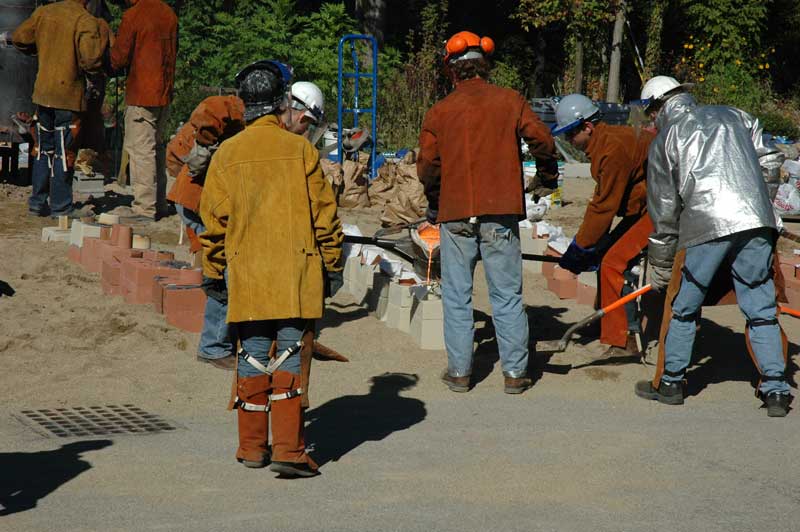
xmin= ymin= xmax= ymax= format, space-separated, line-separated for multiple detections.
xmin=349 ymin=262 xmax=376 ymax=305
xmin=578 ymin=271 xmax=598 ymax=288
xmin=520 ymin=229 xmax=547 ymax=255
xmin=409 ymin=308 xmax=445 ymax=350
xmin=388 ymin=281 xmax=414 ymax=308
xmin=562 ymin=162 xmax=591 ymax=179
xmin=41 ymin=227 xmax=71 ymax=243
xmin=385 ymin=302 xmax=412 ymax=331
xmin=70 ymin=221 xmax=102 ymax=247
xmin=522 ymin=239 xmax=546 ymax=274
xmin=411 ymin=295 xmax=443 ymax=320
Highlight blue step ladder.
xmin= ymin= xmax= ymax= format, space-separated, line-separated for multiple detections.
xmin=337 ymin=34 xmax=378 ymax=180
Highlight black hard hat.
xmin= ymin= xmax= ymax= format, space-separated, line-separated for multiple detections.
xmin=235 ymin=60 xmax=293 ymax=122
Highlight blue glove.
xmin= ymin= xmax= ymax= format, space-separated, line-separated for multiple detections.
xmin=558 ymin=238 xmax=599 ymax=274
xmin=425 ymin=206 xmax=438 ymax=225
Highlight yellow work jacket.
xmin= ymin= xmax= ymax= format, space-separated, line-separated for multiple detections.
xmin=199 ymin=114 xmax=343 ymax=323
xmin=12 ymin=0 xmax=106 ymax=112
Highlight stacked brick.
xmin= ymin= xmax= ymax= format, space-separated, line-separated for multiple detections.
xmin=779 ymin=254 xmax=800 ymax=310
xmin=65 ymin=220 xmax=206 ymax=333
xmin=344 ymin=253 xmax=445 ymax=350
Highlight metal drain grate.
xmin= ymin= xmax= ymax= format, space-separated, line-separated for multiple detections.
xmin=17 ymin=404 xmax=177 ymax=438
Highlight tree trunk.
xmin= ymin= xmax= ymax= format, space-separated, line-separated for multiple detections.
xmin=606 ymin=1 xmax=626 ymax=103
xmin=574 ymin=39 xmax=584 ymax=93
xmin=644 ymin=0 xmax=666 ymax=78
xmin=532 ymin=30 xmax=547 ymax=97
xmin=356 ymin=0 xmax=388 ymax=46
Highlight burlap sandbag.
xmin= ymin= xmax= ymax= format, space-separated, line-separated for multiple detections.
xmin=320 ymin=159 xmax=344 ymax=202
xmin=368 ymin=163 xmax=397 ymax=207
xmin=380 ymin=163 xmax=427 ymax=226
xmin=338 ymin=159 xmax=370 ymax=208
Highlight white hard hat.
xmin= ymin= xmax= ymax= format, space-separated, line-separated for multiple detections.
xmin=290 ymin=81 xmax=324 ymax=124
xmin=640 ymin=75 xmax=693 ymax=105
xmin=552 ymin=94 xmax=600 ymax=136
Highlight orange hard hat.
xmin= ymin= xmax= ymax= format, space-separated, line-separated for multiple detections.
xmin=444 ymin=31 xmax=495 ymax=64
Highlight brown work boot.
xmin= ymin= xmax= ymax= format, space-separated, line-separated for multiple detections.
xmin=268 ymin=370 xmax=319 ymax=478
xmin=197 ymin=354 xmax=236 ymax=371
xmin=599 ymin=334 xmax=641 ymax=360
xmin=440 ymin=371 xmax=470 ymax=393
xmin=504 ymin=375 xmax=533 ymax=394
xmin=235 ymin=375 xmax=271 ymax=468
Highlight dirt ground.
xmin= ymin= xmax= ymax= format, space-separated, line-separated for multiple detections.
xmin=1 ymin=178 xmax=800 ymax=531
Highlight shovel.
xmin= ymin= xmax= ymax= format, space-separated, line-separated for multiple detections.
xmin=535 ymin=284 xmax=653 ymax=354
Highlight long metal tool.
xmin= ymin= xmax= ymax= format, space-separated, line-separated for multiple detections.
xmin=536 ymin=284 xmax=653 ymax=354
xmin=779 ymin=306 xmax=800 ymax=319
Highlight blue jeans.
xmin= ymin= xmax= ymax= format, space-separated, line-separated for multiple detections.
xmin=664 ymin=228 xmax=789 ymax=395
xmin=440 ymin=216 xmax=529 ymax=378
xmin=181 ymin=206 xmax=234 ymax=360
xmin=29 ymin=106 xmax=75 ymax=215
xmin=235 ymin=320 xmax=305 ymax=378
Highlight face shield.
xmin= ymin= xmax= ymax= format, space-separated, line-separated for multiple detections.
xmin=628 ymin=99 xmax=656 ymax=135
xmin=289 ymin=96 xmax=326 ymax=143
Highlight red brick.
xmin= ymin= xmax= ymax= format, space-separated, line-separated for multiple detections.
xmin=716 ymin=290 xmax=737 ymax=306
xmin=542 ymin=248 xmax=562 ymax=279
xmin=547 ymin=276 xmax=577 ymax=299
xmin=123 ymin=260 xmax=158 ymax=304
xmin=779 ymin=262 xmax=795 ymax=282
xmin=111 ymin=224 xmax=133 ymax=249
xmin=576 ymin=282 xmax=597 ymax=307
xmin=67 ymin=245 xmax=81 ymax=264
xmin=164 ymin=286 xmax=207 ymax=332
xmin=113 ymin=248 xmax=143 ymax=263
xmin=80 ymin=237 xmax=102 ymax=273
xmin=553 ymin=266 xmax=577 ymax=281
xmin=143 ymin=250 xmax=175 ymax=262
xmin=99 ymin=225 xmax=112 ymax=240
xmin=101 ymin=259 xmax=121 ymax=287
xmin=101 ymin=277 xmax=125 ymax=296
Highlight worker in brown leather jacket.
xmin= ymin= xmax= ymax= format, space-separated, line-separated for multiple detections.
xmin=417 ymin=31 xmax=558 ymax=395
xmin=552 ymin=94 xmax=655 ymax=357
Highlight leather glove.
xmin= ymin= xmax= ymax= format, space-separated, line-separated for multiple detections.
xmin=558 ymin=238 xmax=599 ymax=274
xmin=425 ymin=206 xmax=438 ymax=225
xmin=325 ymin=270 xmax=344 ymax=298
xmin=201 ymin=276 xmax=227 ymax=303
xmin=649 ymin=264 xmax=672 ymax=292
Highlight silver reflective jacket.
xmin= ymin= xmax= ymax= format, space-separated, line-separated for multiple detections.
xmin=646 ymin=93 xmax=781 ymax=268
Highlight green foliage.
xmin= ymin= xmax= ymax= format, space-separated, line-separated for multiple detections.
xmin=677 ymin=0 xmax=769 ymax=67
xmin=378 ymin=0 xmax=449 ymax=150
xmin=490 ymin=61 xmax=524 ymax=92
xmin=514 ymin=0 xmax=617 ymax=31
xmin=693 ymin=63 xmax=800 ymax=139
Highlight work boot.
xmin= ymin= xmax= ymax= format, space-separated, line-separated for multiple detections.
xmin=504 ymin=375 xmax=533 ymax=394
xmin=268 ymin=370 xmax=319 ymax=478
xmin=599 ymin=334 xmax=641 ymax=360
xmin=765 ymin=392 xmax=790 ymax=418
xmin=634 ymin=379 xmax=684 ymax=405
xmin=197 ymin=353 xmax=236 ymax=371
xmin=235 ymin=375 xmax=271 ymax=468
xmin=440 ymin=371 xmax=470 ymax=393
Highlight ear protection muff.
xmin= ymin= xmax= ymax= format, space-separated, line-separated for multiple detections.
xmin=444 ymin=31 xmax=495 ymax=63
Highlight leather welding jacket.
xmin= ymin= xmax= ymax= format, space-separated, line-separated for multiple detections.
xmin=12 ymin=0 xmax=105 ymax=112
xmin=575 ymin=123 xmax=654 ymax=249
xmin=199 ymin=114 xmax=343 ymax=323
xmin=417 ymin=78 xmax=558 ymax=223
xmin=167 ymin=96 xmax=246 ymax=212
xmin=111 ymin=0 xmax=178 ymax=107
xmin=646 ymin=93 xmax=781 ymax=269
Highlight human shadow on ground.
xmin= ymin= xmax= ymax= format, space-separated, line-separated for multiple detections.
xmin=304 ymin=373 xmax=426 ymax=467
xmin=683 ymin=318 xmax=799 ymax=398
xmin=318 ymin=302 xmax=370 ymax=331
xmin=0 ymin=280 xmax=15 ymax=297
xmin=84 ymin=190 xmax=133 ymax=214
xmin=0 ymin=439 xmax=112 ymax=516
xmin=470 ymin=306 xmax=575 ymax=387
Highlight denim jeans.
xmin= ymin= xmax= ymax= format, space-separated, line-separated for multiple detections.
xmin=663 ymin=228 xmax=789 ymax=395
xmin=29 ymin=106 xmax=75 ymax=215
xmin=183 ymin=207 xmax=235 ymax=360
xmin=440 ymin=215 xmax=529 ymax=378
xmin=234 ymin=319 xmax=305 ymax=378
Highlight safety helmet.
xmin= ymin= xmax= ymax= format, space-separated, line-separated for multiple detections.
xmin=290 ymin=81 xmax=325 ymax=124
xmin=444 ymin=31 xmax=495 ymax=64
xmin=235 ymin=60 xmax=293 ymax=122
xmin=552 ymin=94 xmax=600 ymax=136
xmin=639 ymin=75 xmax=693 ymax=111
